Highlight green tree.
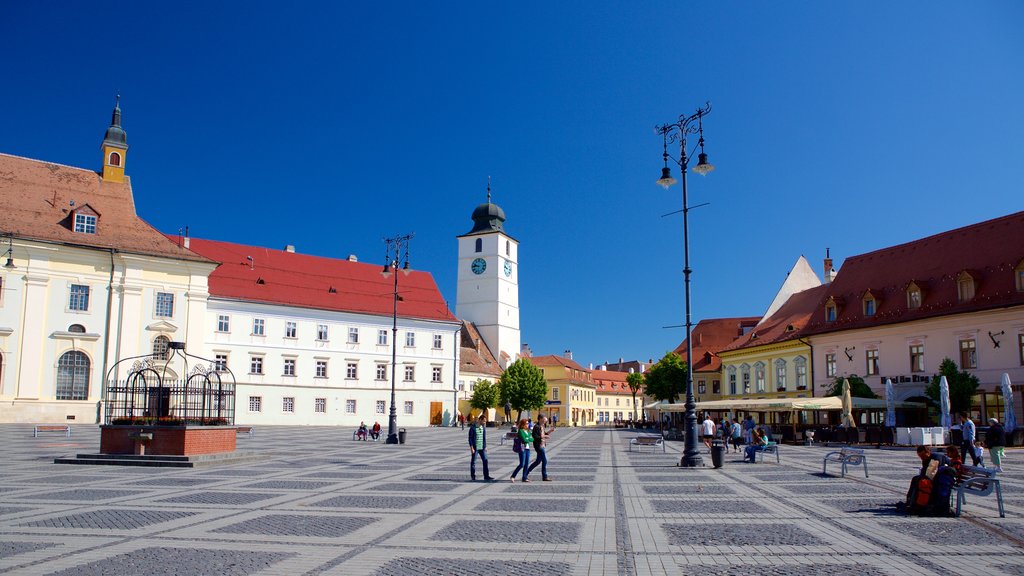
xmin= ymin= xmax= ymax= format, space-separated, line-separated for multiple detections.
xmin=469 ymin=379 xmax=499 ymax=418
xmin=644 ymin=352 xmax=687 ymax=403
xmin=924 ymin=358 xmax=979 ymax=415
xmin=498 ymin=358 xmax=548 ymax=421
xmin=824 ymin=374 xmax=878 ymax=399
xmin=626 ymin=371 xmax=645 ymax=421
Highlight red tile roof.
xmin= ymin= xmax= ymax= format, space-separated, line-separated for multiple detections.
xmin=180 ymin=236 xmax=458 ymax=323
xmin=720 ymin=285 xmax=830 ymax=353
xmin=593 ymin=369 xmax=638 ymax=395
xmin=673 ymin=317 xmax=761 ymax=372
xmin=530 ymin=355 xmax=588 ymax=371
xmin=460 ymin=321 xmax=503 ymax=377
xmin=803 ymin=211 xmax=1024 ymax=335
xmin=0 ymin=153 xmax=211 ymax=263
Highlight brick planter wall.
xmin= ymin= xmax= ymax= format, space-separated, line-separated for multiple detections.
xmin=100 ymin=426 xmax=238 ymax=456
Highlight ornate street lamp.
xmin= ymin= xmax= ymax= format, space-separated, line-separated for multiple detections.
xmin=656 ymin=102 xmax=715 ymax=468
xmin=381 ymin=233 xmax=414 ymax=445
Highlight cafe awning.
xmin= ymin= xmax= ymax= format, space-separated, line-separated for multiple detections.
xmin=645 ymin=397 xmax=924 ymax=413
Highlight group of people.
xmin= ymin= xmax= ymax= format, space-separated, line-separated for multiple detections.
xmin=958 ymin=412 xmax=1007 ymax=472
xmin=355 ymin=421 xmax=382 ymax=441
xmin=467 ymin=415 xmax=554 ymax=482
xmin=700 ymin=414 xmax=759 ymax=453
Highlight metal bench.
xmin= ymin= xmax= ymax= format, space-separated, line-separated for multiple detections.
xmin=33 ymin=425 xmax=71 ymax=438
xmin=235 ymin=426 xmax=254 ymax=437
xmin=629 ymin=434 xmax=665 ymax=452
xmin=955 ymin=465 xmax=1004 ymax=518
xmin=499 ymin=431 xmax=517 ymax=445
xmin=755 ymin=441 xmax=780 ymax=463
xmin=822 ymin=446 xmax=868 ymax=477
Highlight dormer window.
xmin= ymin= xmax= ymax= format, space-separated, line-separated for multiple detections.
xmin=862 ymin=291 xmax=877 ymax=317
xmin=74 ymin=213 xmax=97 ymax=234
xmin=907 ymin=282 xmax=923 ymax=310
xmin=108 ymin=151 xmax=121 ymax=167
xmin=825 ymin=301 xmax=837 ymax=322
xmin=956 ymin=271 xmax=976 ymax=302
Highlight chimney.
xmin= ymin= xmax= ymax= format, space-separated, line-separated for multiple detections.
xmin=183 ymin=226 xmax=190 ymax=249
xmin=520 ymin=343 xmax=532 ymax=357
xmin=588 ymin=363 xmax=593 ymax=370
xmin=564 ymin=349 xmax=573 ymax=360
xmin=347 ymin=254 xmax=358 ymax=262
xmin=824 ymin=248 xmax=834 ymax=284
xmin=600 ymin=365 xmax=607 ymax=371
xmin=285 ymin=245 xmax=295 ymax=253
xmin=619 ymin=357 xmax=624 ymax=363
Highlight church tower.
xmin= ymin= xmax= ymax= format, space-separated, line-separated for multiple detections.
xmin=456 ymin=183 xmax=520 ymax=369
xmin=101 ymin=96 xmax=128 ymax=183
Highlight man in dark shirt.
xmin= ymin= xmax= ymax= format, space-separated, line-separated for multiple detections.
xmin=527 ymin=415 xmax=552 ymax=481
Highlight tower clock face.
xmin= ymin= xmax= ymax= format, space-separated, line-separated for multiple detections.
xmin=503 ymin=260 xmax=512 ymax=277
xmin=471 ymin=258 xmax=487 ymax=275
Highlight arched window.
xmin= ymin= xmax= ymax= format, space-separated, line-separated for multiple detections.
xmin=68 ymin=324 xmax=86 ymax=333
xmin=726 ymin=365 xmax=737 ymax=395
xmin=474 ymin=238 xmax=482 ymax=253
xmin=754 ymin=361 xmax=766 ymax=392
xmin=775 ymin=359 xmax=787 ymax=390
xmin=907 ymin=282 xmax=922 ymax=310
xmin=153 ymin=335 xmax=170 ymax=360
xmin=109 ymin=152 xmax=121 ymax=167
xmin=56 ymin=351 xmax=90 ymax=400
xmin=505 ymin=240 xmax=510 ymax=256
xmin=794 ymin=356 xmax=808 ymax=389
xmin=740 ymin=363 xmax=751 ymax=393
xmin=957 ymin=271 xmax=975 ymax=302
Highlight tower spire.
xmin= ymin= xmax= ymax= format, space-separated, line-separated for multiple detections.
xmin=101 ymin=94 xmax=128 ymax=182
xmin=487 ymin=176 xmax=491 ymax=204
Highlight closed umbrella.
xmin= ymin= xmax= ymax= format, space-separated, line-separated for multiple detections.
xmin=939 ymin=375 xmax=951 ymax=429
xmin=841 ymin=378 xmax=856 ymax=428
xmin=1003 ymin=373 xmax=1017 ymax=432
xmin=884 ymin=378 xmax=896 ymax=427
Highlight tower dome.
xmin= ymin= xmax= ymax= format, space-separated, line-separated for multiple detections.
xmin=467 ymin=201 xmax=506 ymax=234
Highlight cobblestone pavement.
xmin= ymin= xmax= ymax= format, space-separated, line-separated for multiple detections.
xmin=0 ymin=424 xmax=1022 ymax=575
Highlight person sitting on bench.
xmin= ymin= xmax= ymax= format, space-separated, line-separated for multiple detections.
xmin=744 ymin=428 xmax=768 ymax=462
xmin=370 ymin=421 xmax=381 ymax=441
xmin=357 ymin=422 xmax=369 ymax=441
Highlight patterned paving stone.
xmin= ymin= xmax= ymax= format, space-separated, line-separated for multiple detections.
xmin=749 ymin=473 xmax=833 ymax=483
xmin=19 ymin=509 xmax=195 ymax=530
xmin=995 ymin=564 xmax=1024 ymax=576
xmin=155 ymin=491 xmax=280 ymax=505
xmin=197 ymin=468 xmax=268 ymax=477
xmin=652 ymin=499 xmax=771 ymax=514
xmin=21 ymin=475 xmax=107 ymax=485
xmin=474 ymin=497 xmax=588 ymax=513
xmin=311 ymin=495 xmax=429 ymax=509
xmin=992 ymin=521 xmax=1024 ymax=542
xmin=544 ymin=474 xmax=595 ymax=482
xmin=431 ymin=519 xmax=581 ymax=544
xmin=371 ymin=482 xmax=458 ymax=492
xmin=881 ymin=519 xmax=1006 ymax=545
xmin=824 ymin=498 xmax=905 ymax=515
xmin=1 ymin=541 xmax=57 ymax=558
xmin=241 ymin=480 xmax=335 ymax=490
xmin=503 ymin=483 xmax=592 ymax=494
xmin=691 ymin=566 xmax=880 ymax=576
xmin=301 ymin=470 xmax=377 ymax=479
xmin=408 ymin=473 xmax=469 ymax=482
xmin=43 ymin=546 xmax=294 ymax=576
xmin=15 ymin=489 xmax=145 ymax=502
xmin=128 ymin=477 xmax=217 ymax=487
xmin=374 ymin=558 xmax=573 ymax=576
xmin=0 ymin=506 xmax=36 ymax=515
xmin=662 ymin=522 xmax=825 ymax=546
xmin=212 ymin=514 xmax=377 ymax=537
xmin=643 ymin=484 xmax=735 ymax=495
xmin=778 ymin=482 xmax=876 ymax=495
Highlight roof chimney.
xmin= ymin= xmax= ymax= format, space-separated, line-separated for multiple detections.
xmin=564 ymin=350 xmax=573 ymax=360
xmin=284 ymin=245 xmax=295 ymax=253
xmin=600 ymin=365 xmax=607 ymax=371
xmin=588 ymin=363 xmax=594 ymax=370
xmin=347 ymin=254 xmax=358 ymax=262
xmin=824 ymin=248 xmax=834 ymax=284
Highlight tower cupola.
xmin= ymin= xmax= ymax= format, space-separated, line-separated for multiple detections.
xmin=466 ymin=179 xmax=506 ymax=234
xmin=101 ymin=95 xmax=128 ymax=183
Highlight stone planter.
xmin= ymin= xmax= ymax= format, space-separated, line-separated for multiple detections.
xmin=100 ymin=425 xmax=238 ymax=456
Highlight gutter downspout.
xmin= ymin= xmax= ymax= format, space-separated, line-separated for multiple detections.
xmin=99 ymin=248 xmax=116 ymax=423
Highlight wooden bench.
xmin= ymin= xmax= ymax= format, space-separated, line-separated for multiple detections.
xmin=235 ymin=426 xmax=254 ymax=437
xmin=629 ymin=434 xmax=665 ymax=452
xmin=755 ymin=441 xmax=780 ymax=463
xmin=353 ymin=429 xmax=375 ymax=441
xmin=955 ymin=465 xmax=1004 ymax=518
xmin=822 ymin=446 xmax=868 ymax=477
xmin=499 ymin=431 xmax=517 ymax=445
xmin=33 ymin=425 xmax=71 ymax=438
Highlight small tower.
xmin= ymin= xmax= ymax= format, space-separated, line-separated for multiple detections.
xmin=101 ymin=95 xmax=128 ymax=183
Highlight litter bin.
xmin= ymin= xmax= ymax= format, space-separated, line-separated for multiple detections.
xmin=398 ymin=428 xmax=407 ymax=444
xmin=710 ymin=440 xmax=726 ymax=468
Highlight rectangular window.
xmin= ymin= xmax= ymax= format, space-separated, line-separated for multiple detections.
xmin=825 ymin=353 xmax=837 ymax=378
xmin=864 ymin=298 xmax=875 ymax=316
xmin=729 ymin=373 xmax=737 ymax=395
xmin=348 ymin=327 xmax=359 ymax=343
xmin=826 ymin=305 xmax=836 ymax=322
xmin=775 ymin=364 xmax=787 ymax=389
xmin=755 ymin=367 xmax=765 ymax=392
xmin=346 ymin=399 xmax=356 ymax=413
xmin=315 ymin=398 xmax=326 ymax=413
xmin=376 ymin=400 xmax=386 ymax=414
xmin=283 ymin=358 xmax=296 ymax=376
xmin=217 ymin=315 xmax=230 ymax=332
xmin=252 ymin=318 xmax=265 ymax=336
xmin=866 ymin=349 xmax=880 ymax=376
xmin=282 ymin=397 xmax=295 ymax=412
xmin=249 ymin=396 xmax=262 ymax=412
xmin=376 ymin=364 xmax=387 ymax=380
xmin=959 ymin=339 xmax=977 ymax=369
xmin=433 ymin=334 xmax=443 ymax=349
xmin=552 ymin=388 xmax=559 ymax=401
xmin=155 ymin=292 xmax=174 ymax=317
xmin=712 ymin=380 xmax=720 ymax=394
xmin=796 ymin=363 xmax=807 ymax=389
xmin=405 ymin=332 xmax=415 ymax=347
xmin=250 ymin=356 xmax=263 ymax=374
xmin=403 ymin=401 xmax=414 ymax=415
xmin=404 ymin=365 xmax=415 ymax=381
xmin=317 ymin=324 xmax=328 ymax=341
xmin=908 ymin=289 xmax=922 ymax=309
xmin=285 ymin=321 xmax=297 ymax=338
xmin=742 ymin=371 xmax=751 ymax=393
xmin=214 ymin=354 xmax=228 ymax=372
xmin=431 ymin=366 xmax=442 ymax=383
xmin=697 ymin=381 xmax=706 ymax=394
xmin=69 ymin=284 xmax=90 ymax=311
xmin=346 ymin=362 xmax=358 ymax=379
xmin=316 ymin=360 xmax=328 ymax=378
xmin=378 ymin=329 xmax=388 ymax=345
xmin=910 ymin=345 xmax=924 ymax=373
xmin=74 ymin=213 xmax=97 ymax=234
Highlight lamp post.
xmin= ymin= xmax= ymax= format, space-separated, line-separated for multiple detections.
xmin=381 ymin=233 xmax=414 ymax=445
xmin=656 ymin=101 xmax=715 ymax=468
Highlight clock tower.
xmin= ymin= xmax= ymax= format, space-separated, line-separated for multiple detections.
xmin=456 ymin=188 xmax=520 ymax=369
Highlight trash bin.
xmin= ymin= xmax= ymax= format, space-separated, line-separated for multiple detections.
xmin=711 ymin=440 xmax=726 ymax=468
xmin=398 ymin=428 xmax=407 ymax=444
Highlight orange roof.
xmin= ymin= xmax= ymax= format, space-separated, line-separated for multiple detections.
xmin=593 ymin=369 xmax=638 ymax=394
xmin=530 ymin=354 xmax=588 ymax=371
xmin=673 ymin=317 xmax=760 ymax=372
xmin=460 ymin=322 xmax=503 ymax=377
xmin=0 ymin=153 xmax=211 ymax=263
xmin=720 ymin=285 xmax=830 ymax=352
xmin=181 ymin=236 xmax=457 ymax=323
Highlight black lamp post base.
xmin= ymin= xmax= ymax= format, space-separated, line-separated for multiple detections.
xmin=679 ymin=454 xmax=704 ymax=467
xmin=385 ymin=434 xmax=399 ymax=445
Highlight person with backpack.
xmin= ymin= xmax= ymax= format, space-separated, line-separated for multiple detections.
xmin=527 ymin=415 xmax=553 ymax=481
xmin=509 ymin=418 xmax=534 ymax=482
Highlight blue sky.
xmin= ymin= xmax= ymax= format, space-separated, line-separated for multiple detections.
xmin=3 ymin=2 xmax=1022 ymax=368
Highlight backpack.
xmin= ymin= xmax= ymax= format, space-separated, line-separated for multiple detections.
xmin=929 ymin=467 xmax=957 ymax=516
xmin=512 ymin=436 xmax=523 ymax=453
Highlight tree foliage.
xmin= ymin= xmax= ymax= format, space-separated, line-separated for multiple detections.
xmin=644 ymin=352 xmax=686 ymax=403
xmin=498 ymin=359 xmax=548 ymax=420
xmin=469 ymin=379 xmax=499 ymax=413
xmin=824 ymin=374 xmax=878 ymax=399
xmin=626 ymin=371 xmax=645 ymax=421
xmin=925 ymin=358 xmax=980 ymax=415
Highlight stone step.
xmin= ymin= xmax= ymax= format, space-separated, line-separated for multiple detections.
xmin=53 ymin=450 xmax=264 ymax=468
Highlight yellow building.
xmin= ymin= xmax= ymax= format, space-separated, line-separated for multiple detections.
xmin=671 ymin=317 xmax=759 ymax=402
xmin=531 ymin=354 xmax=596 ymax=426
xmin=592 ymin=367 xmax=648 ymax=424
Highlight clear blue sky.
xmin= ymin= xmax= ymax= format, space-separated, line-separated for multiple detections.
xmin=3 ymin=2 xmax=1022 ymax=368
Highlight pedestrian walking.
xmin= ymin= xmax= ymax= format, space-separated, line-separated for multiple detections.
xmin=527 ymin=415 xmax=553 ymax=481
xmin=509 ymin=418 xmax=534 ymax=482
xmin=986 ymin=418 xmax=1006 ymax=472
xmin=468 ymin=415 xmax=494 ymax=481
xmin=730 ymin=419 xmax=743 ymax=453
xmin=959 ymin=412 xmax=983 ymax=467
xmin=459 ymin=413 xmax=465 ymax=430
xmin=701 ymin=414 xmax=716 ymax=452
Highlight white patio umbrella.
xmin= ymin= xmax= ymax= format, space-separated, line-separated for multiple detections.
xmin=939 ymin=375 xmax=952 ymax=429
xmin=841 ymin=378 xmax=856 ymax=428
xmin=1003 ymin=373 xmax=1017 ymax=432
xmin=884 ymin=378 xmax=896 ymax=427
